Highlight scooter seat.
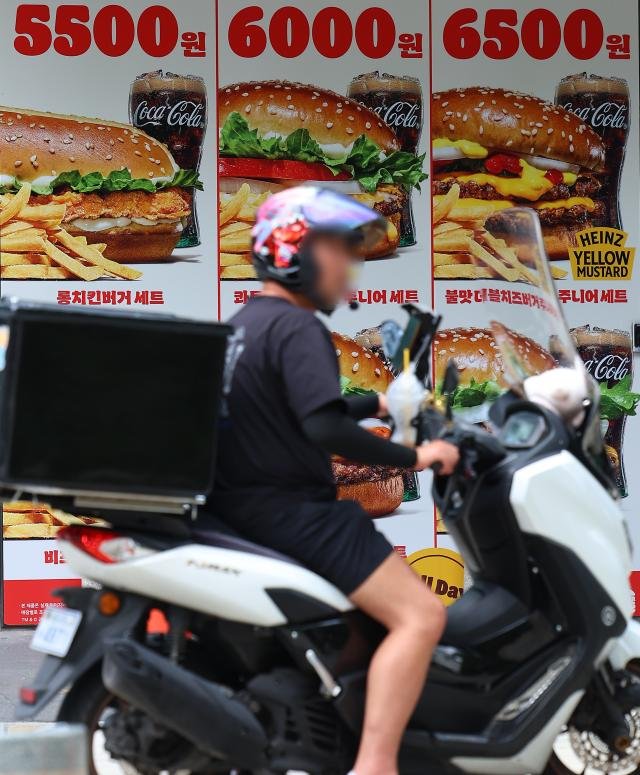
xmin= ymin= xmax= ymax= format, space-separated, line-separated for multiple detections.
xmin=440 ymin=581 xmax=529 ymax=648
xmin=191 ymin=516 xmax=302 ymax=568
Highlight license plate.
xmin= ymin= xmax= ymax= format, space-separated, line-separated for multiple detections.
xmin=31 ymin=607 xmax=83 ymax=658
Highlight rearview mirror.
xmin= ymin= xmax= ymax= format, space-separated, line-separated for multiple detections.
xmin=442 ymin=360 xmax=460 ymax=396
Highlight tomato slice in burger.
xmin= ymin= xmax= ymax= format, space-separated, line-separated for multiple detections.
xmin=219 ymin=157 xmax=350 ymax=182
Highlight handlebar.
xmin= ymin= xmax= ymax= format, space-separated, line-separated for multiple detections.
xmin=418 ymin=405 xmax=506 ymax=481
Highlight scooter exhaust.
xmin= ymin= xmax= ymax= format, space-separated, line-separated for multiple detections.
xmin=102 ymin=638 xmax=269 ymax=769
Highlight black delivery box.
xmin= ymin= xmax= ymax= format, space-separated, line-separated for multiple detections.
xmin=0 ymin=301 xmax=231 ymax=511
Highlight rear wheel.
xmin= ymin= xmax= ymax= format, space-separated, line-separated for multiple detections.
xmin=57 ymin=667 xmax=276 ymax=775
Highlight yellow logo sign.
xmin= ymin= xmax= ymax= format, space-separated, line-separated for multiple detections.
xmin=406 ymin=547 xmax=464 ymax=606
xmin=569 ymin=228 xmax=635 ymax=281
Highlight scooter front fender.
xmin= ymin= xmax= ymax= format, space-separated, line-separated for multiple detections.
xmin=607 ymin=619 xmax=640 ymax=671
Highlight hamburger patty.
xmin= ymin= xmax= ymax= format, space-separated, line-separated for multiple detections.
xmin=332 ymin=460 xmax=404 ymax=485
xmin=433 ymin=174 xmax=601 ymax=203
xmin=354 ymin=184 xmax=406 ymax=217
xmin=43 ymin=188 xmax=192 ymax=221
xmin=535 ymin=199 xmax=606 ymax=226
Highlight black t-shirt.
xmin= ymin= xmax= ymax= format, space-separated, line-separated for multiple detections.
xmin=212 ymin=296 xmax=342 ymax=518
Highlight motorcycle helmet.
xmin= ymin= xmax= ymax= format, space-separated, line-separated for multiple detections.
xmin=251 ymin=186 xmax=387 ymax=311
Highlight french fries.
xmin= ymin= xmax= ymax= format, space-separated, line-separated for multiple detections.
xmin=432 ymin=219 xmax=569 ymax=286
xmin=219 ymin=183 xmax=251 ymax=226
xmin=218 ymin=185 xmax=268 ymax=280
xmin=432 ymin=183 xmax=460 ymax=225
xmin=432 ymin=188 xmax=571 ymax=284
xmin=0 ymin=187 xmax=143 ymax=281
xmin=0 ymin=183 xmax=31 ymax=226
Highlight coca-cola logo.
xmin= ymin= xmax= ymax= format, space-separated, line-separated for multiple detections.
xmin=133 ymin=100 xmax=205 ymax=129
xmin=372 ymin=101 xmax=420 ymax=129
xmin=584 ymin=354 xmax=630 ymax=382
xmin=560 ymin=100 xmax=628 ymax=130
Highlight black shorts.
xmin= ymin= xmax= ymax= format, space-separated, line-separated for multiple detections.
xmin=228 ymin=499 xmax=393 ymax=596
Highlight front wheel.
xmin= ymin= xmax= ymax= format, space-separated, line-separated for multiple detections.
xmin=547 ymin=667 xmax=640 ymax=775
xmin=57 ymin=667 xmax=276 ymax=775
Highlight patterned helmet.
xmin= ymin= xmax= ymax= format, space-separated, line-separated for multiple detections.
xmin=251 ymin=186 xmax=386 ymax=288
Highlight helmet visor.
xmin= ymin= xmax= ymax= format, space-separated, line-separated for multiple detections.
xmin=255 ymin=186 xmax=388 ymax=252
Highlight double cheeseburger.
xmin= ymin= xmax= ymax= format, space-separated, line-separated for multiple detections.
xmin=219 ymin=80 xmax=427 ymax=258
xmin=434 ymin=326 xmax=556 ymax=411
xmin=331 ymin=332 xmax=404 ymax=518
xmin=0 ymin=107 xmax=201 ymax=262
xmin=432 ymin=87 xmax=606 ymax=258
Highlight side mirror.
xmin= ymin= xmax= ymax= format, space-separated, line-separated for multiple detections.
xmin=442 ymin=361 xmax=460 ymax=419
xmin=442 ymin=360 xmax=460 ymax=395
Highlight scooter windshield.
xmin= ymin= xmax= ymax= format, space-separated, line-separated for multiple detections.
xmin=437 ymin=208 xmax=593 ymax=418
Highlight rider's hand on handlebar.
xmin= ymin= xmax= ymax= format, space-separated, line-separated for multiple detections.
xmin=412 ymin=440 xmax=460 ymax=475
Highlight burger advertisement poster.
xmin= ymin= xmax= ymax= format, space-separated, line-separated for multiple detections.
xmin=0 ymin=0 xmax=639 ymax=620
xmin=0 ymin=0 xmax=217 ymax=318
xmin=431 ymin=0 xmax=640 ymax=605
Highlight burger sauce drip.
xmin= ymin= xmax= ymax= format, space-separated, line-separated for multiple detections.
xmin=544 ymin=169 xmax=564 ymax=186
xmin=484 ymin=154 xmax=523 ymax=176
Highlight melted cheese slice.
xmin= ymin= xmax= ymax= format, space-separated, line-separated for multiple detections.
xmin=533 ymin=197 xmax=596 ymax=211
xmin=455 ymin=160 xmax=577 ymax=202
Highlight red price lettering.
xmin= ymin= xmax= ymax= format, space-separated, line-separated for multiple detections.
xmin=14 ymin=4 xmax=52 ymax=55
xmin=482 ymin=8 xmax=518 ymax=59
xmin=93 ymin=5 xmax=135 ymax=56
xmin=311 ymin=7 xmax=352 ymax=58
xmin=354 ymin=7 xmax=395 ymax=58
xmin=137 ymin=5 xmax=180 ymax=57
xmin=227 ymin=6 xmax=267 ymax=57
xmin=269 ymin=7 xmax=309 ymax=58
xmin=54 ymin=4 xmax=91 ymax=56
xmin=14 ymin=3 xmax=182 ymax=57
xmin=442 ymin=8 xmax=481 ymax=59
xmin=564 ymin=9 xmax=604 ymax=60
xmin=228 ymin=5 xmax=396 ymax=58
xmin=520 ymin=9 xmax=561 ymax=60
xmin=443 ymin=7 xmax=605 ymax=61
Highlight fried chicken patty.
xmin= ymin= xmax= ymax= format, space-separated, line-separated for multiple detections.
xmin=41 ymin=187 xmax=192 ymax=221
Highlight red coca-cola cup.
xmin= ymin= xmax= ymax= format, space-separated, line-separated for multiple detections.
xmin=555 ymin=73 xmax=629 ymax=231
xmin=572 ymin=325 xmax=634 ymax=497
xmin=348 ymin=72 xmax=422 ymax=246
xmin=130 ymin=71 xmax=207 ymax=248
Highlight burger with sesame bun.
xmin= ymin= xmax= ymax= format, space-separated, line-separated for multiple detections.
xmin=0 ymin=107 xmax=201 ymax=262
xmin=434 ymin=326 xmax=556 ymax=417
xmin=219 ymin=80 xmax=427 ymax=259
xmin=330 ymin=331 xmax=404 ymax=518
xmin=432 ymin=87 xmax=606 ymax=258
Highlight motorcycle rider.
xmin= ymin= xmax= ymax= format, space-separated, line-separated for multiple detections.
xmin=212 ymin=187 xmax=459 ymax=775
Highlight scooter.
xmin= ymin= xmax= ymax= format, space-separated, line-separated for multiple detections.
xmin=15 ymin=210 xmax=640 ymax=775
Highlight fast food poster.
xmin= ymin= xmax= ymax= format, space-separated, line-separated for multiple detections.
xmin=218 ymin=0 xmax=438 ymax=556
xmin=430 ymin=0 xmax=640 ymax=576
xmin=0 ymin=0 xmax=217 ymax=624
xmin=0 ymin=0 xmax=217 ymax=319
xmin=3 ymin=539 xmax=82 ymax=626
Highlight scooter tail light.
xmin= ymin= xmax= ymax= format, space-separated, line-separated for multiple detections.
xmin=58 ymin=527 xmax=155 ymax=564
xmin=19 ymin=687 xmax=39 ymax=705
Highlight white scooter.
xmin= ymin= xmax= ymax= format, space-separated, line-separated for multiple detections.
xmin=12 ymin=210 xmax=640 ymax=775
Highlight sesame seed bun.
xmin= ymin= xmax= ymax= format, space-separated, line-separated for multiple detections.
xmin=333 ymin=426 xmax=405 ymax=518
xmin=434 ymin=326 xmax=555 ymax=388
xmin=332 ymin=332 xmax=394 ymax=393
xmin=0 ymin=106 xmax=178 ymax=182
xmin=219 ymin=81 xmax=400 ymax=154
xmin=432 ymin=87 xmax=605 ymax=171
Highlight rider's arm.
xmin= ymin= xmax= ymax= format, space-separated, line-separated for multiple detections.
xmin=344 ymin=393 xmax=381 ymax=421
xmin=301 ymin=400 xmax=417 ymax=468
